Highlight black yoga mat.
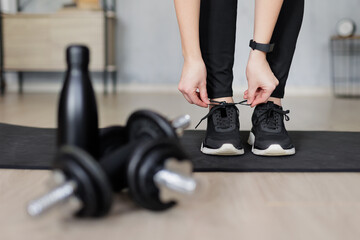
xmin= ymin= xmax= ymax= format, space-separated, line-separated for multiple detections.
xmin=0 ymin=123 xmax=360 ymax=172
xmin=182 ymin=130 xmax=360 ymax=172
xmin=0 ymin=123 xmax=56 ymax=170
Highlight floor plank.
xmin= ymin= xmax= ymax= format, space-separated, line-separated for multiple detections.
xmin=0 ymin=92 xmax=360 ymax=239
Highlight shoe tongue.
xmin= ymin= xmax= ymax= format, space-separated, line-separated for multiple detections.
xmin=255 ymin=101 xmax=274 ymax=110
xmin=254 ymin=101 xmax=283 ymax=115
xmin=212 ymin=105 xmax=235 ymax=129
xmin=216 ymin=104 xmax=235 ymax=117
xmin=266 ymin=101 xmax=282 ymax=110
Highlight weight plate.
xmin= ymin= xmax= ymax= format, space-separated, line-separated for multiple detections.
xmin=54 ymin=146 xmax=113 ymax=217
xmin=126 ymin=110 xmax=177 ymax=142
xmin=127 ymin=139 xmax=189 ymax=211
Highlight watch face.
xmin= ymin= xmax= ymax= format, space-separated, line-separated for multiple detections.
xmin=337 ymin=19 xmax=356 ymax=37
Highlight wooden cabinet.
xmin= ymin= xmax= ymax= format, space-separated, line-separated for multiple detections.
xmin=3 ymin=11 xmax=115 ymax=71
xmin=0 ymin=10 xmax=116 ymax=93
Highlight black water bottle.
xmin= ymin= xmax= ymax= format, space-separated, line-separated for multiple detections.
xmin=57 ymin=45 xmax=99 ymax=159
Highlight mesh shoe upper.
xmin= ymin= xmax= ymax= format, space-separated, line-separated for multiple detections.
xmin=251 ymin=101 xmax=294 ymax=150
xmin=196 ymin=101 xmax=247 ymax=150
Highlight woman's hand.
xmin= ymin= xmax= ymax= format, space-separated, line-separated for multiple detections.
xmin=178 ymin=58 xmax=210 ymax=108
xmin=244 ymin=50 xmax=279 ymax=107
xmin=244 ymin=0 xmax=283 ymax=107
xmin=174 ymin=0 xmax=208 ymax=107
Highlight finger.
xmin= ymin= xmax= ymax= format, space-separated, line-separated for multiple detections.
xmin=251 ymin=90 xmax=271 ymax=107
xmin=250 ymin=94 xmax=262 ymax=107
xmin=249 ymin=87 xmax=263 ymax=107
xmin=189 ymin=91 xmax=208 ymax=108
xmin=243 ymin=90 xmax=249 ymax=99
xmin=251 ymin=92 xmax=264 ymax=107
xmin=246 ymin=87 xmax=257 ymax=106
xmin=251 ymin=83 xmax=276 ymax=107
xmin=198 ymin=85 xmax=210 ymax=105
xmin=183 ymin=93 xmax=193 ymax=104
xmin=196 ymin=92 xmax=207 ymax=106
xmin=196 ymin=91 xmax=204 ymax=102
xmin=253 ymin=88 xmax=262 ymax=99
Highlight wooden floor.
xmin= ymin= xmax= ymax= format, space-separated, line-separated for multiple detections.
xmin=1 ymin=92 xmax=360 ymax=240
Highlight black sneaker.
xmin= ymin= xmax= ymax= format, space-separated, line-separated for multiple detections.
xmin=248 ymin=101 xmax=295 ymax=156
xmin=195 ymin=100 xmax=247 ymax=155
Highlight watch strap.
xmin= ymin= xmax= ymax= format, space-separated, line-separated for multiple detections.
xmin=249 ymin=39 xmax=275 ymax=53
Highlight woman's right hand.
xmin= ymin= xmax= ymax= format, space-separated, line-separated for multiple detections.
xmin=178 ymin=58 xmax=210 ymax=108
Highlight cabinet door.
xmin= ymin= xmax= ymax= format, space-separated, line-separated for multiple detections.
xmin=3 ymin=12 xmax=105 ymax=71
xmin=49 ymin=12 xmax=105 ymax=71
xmin=3 ymin=14 xmax=52 ymax=71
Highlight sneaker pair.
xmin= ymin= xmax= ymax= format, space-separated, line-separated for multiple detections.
xmin=197 ymin=100 xmax=295 ymax=156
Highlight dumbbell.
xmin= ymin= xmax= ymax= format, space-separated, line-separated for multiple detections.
xmin=99 ymin=135 xmax=196 ymax=211
xmin=27 ymin=112 xmax=194 ymax=217
xmin=98 ymin=110 xmax=191 ymax=195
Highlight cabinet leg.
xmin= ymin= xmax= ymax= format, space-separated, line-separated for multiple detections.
xmin=18 ymin=72 xmax=24 ymax=94
xmin=112 ymin=71 xmax=117 ymax=94
xmin=103 ymin=70 xmax=108 ymax=95
xmin=0 ymin=73 xmax=5 ymax=95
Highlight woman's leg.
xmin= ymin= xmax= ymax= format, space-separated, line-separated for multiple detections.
xmin=268 ymin=0 xmax=305 ymax=99
xmin=247 ymin=0 xmax=304 ymax=156
xmin=198 ymin=0 xmax=245 ymax=156
xmin=199 ymin=0 xmax=238 ymax=100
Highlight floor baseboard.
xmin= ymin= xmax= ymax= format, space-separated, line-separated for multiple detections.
xmin=4 ymin=81 xmax=332 ymax=96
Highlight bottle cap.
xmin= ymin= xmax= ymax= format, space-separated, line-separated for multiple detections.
xmin=66 ymin=45 xmax=90 ymax=68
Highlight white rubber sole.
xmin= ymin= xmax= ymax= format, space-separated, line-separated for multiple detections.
xmin=248 ymin=132 xmax=295 ymax=156
xmin=201 ymin=143 xmax=244 ymax=156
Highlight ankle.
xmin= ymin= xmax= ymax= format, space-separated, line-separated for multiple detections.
xmin=211 ymin=97 xmax=234 ymax=103
xmin=268 ymin=97 xmax=282 ymax=106
xmin=210 ymin=97 xmax=234 ymax=109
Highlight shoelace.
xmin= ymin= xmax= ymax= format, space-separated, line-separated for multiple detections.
xmin=195 ymin=100 xmax=249 ymax=129
xmin=254 ymin=107 xmax=290 ymax=130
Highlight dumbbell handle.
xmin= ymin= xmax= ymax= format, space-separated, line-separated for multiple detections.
xmin=171 ymin=115 xmax=190 ymax=131
xmin=100 ymin=142 xmax=135 ymax=191
xmin=27 ymin=180 xmax=77 ymax=217
xmin=154 ymin=169 xmax=196 ymax=195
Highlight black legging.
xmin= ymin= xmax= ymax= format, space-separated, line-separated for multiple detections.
xmin=199 ymin=0 xmax=304 ymax=99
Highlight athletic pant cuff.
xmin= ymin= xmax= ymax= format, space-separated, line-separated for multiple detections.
xmin=208 ymin=91 xmax=233 ymax=99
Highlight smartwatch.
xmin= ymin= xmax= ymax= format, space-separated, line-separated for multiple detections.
xmin=249 ymin=39 xmax=275 ymax=53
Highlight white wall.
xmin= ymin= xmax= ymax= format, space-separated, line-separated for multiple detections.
xmin=3 ymin=0 xmax=360 ymax=93
xmin=1 ymin=0 xmax=17 ymax=13
xmin=290 ymin=0 xmax=360 ymax=88
xmin=116 ymin=0 xmax=360 ymax=91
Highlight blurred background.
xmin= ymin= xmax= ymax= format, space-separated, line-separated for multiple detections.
xmin=0 ymin=0 xmax=359 ymax=94
xmin=0 ymin=0 xmax=360 ymax=130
